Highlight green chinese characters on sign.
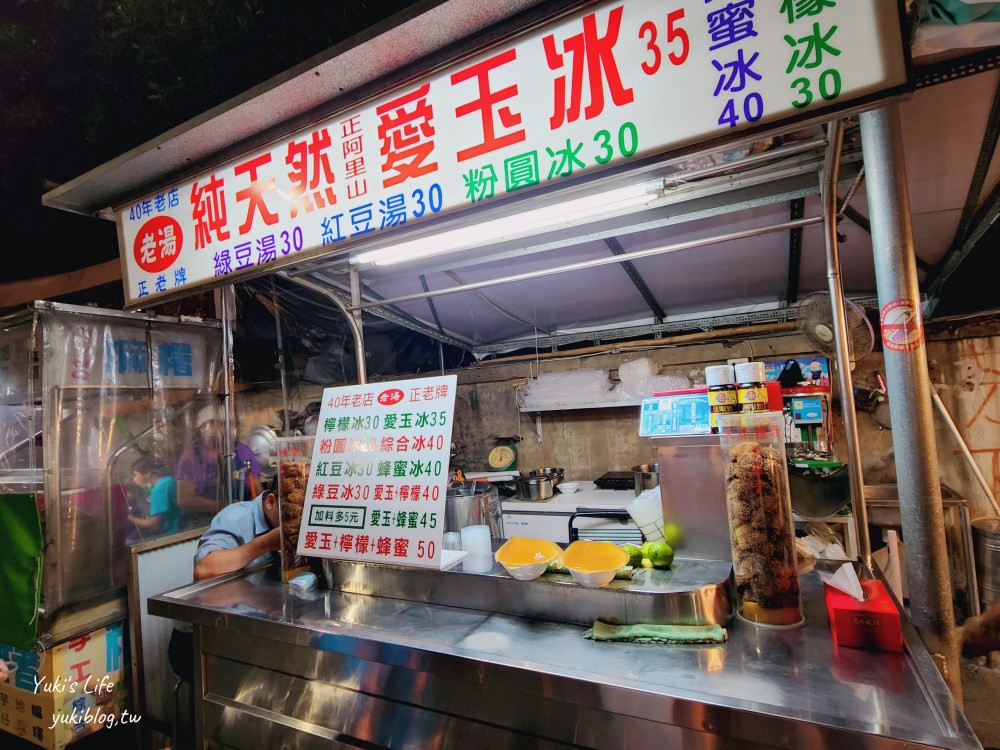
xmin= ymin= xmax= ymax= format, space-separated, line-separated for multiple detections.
xmin=784 ymin=15 xmax=843 ymax=109
xmin=463 ymin=165 xmax=499 ymax=203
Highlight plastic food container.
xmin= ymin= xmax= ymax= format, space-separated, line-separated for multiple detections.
xmin=495 ymin=537 xmax=562 ymax=581
xmin=559 ymin=539 xmax=630 ymax=588
xmin=718 ymin=412 xmax=804 ymax=628
xmin=276 ymin=436 xmax=314 ymax=582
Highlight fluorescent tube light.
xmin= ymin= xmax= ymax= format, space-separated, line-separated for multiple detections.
xmin=351 ymin=181 xmax=659 ymax=267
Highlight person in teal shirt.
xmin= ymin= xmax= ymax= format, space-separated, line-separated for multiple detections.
xmin=130 ymin=457 xmax=180 ymax=535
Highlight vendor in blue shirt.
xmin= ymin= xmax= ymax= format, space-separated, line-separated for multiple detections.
xmin=192 ymin=485 xmax=281 ymax=580
xmin=169 ymin=485 xmax=281 ymax=745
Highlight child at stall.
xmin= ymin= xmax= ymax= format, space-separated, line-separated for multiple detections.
xmin=129 ymin=457 xmax=180 ymax=535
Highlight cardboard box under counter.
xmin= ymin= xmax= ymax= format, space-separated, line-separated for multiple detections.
xmin=824 ymin=578 xmax=903 ymax=653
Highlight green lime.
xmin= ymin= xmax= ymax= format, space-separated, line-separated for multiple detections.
xmin=622 ymin=544 xmax=643 ymax=568
xmin=663 ymin=523 xmax=684 ymax=549
xmin=640 ymin=557 xmax=655 ymax=569
xmin=640 ymin=541 xmax=656 ymax=559
xmin=646 ymin=541 xmax=674 ymax=569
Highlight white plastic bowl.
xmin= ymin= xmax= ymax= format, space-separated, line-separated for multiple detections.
xmin=559 ymin=540 xmax=629 ymax=588
xmin=566 ymin=567 xmax=619 ymax=588
xmin=499 ymin=559 xmax=551 ymax=581
xmin=494 ymin=537 xmax=562 ymax=581
xmin=558 ymin=482 xmax=580 ymax=494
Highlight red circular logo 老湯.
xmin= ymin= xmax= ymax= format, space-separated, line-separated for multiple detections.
xmin=133 ymin=216 xmax=183 ymax=273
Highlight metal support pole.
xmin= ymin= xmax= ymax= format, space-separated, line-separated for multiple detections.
xmin=350 ymin=268 xmax=367 ymax=385
xmin=284 ymin=274 xmax=367 ymax=385
xmin=931 ymin=387 xmax=1000 ymax=516
xmin=861 ymin=105 xmax=961 ymax=699
xmin=271 ymin=280 xmax=291 ymax=435
xmin=821 ymin=119 xmax=871 ymax=568
xmin=220 ymin=285 xmax=236 ymax=504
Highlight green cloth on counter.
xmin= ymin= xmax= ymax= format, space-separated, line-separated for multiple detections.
xmin=583 ymin=620 xmax=728 ymax=644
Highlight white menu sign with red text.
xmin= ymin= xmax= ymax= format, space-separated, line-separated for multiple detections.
xmin=295 ymin=374 xmax=458 ymax=569
xmin=117 ymin=0 xmax=908 ymax=306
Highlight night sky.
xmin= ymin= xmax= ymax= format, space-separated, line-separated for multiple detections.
xmin=0 ymin=1 xmax=422 ymax=306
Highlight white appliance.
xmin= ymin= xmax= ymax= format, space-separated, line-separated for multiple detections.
xmin=499 ymin=483 xmax=642 ymax=545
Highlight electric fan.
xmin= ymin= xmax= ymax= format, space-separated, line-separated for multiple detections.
xmin=796 ymin=292 xmax=875 ymax=370
xmin=788 ymin=292 xmax=876 ymax=518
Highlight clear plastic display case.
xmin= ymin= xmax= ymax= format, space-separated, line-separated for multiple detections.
xmin=276 ymin=436 xmax=314 ymax=581
xmin=719 ymin=411 xmax=804 ymax=628
xmin=0 ymin=302 xmax=223 ymax=644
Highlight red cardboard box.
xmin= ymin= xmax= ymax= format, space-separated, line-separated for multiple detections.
xmin=824 ymin=579 xmax=903 ymax=653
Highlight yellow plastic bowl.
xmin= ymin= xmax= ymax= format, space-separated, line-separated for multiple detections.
xmin=559 ymin=540 xmax=630 ymax=588
xmin=495 ymin=537 xmax=563 ymax=581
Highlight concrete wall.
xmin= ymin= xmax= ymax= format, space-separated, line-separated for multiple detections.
xmin=230 ymin=318 xmax=999 ymax=619
xmin=233 ymin=324 xmax=1000 ymax=519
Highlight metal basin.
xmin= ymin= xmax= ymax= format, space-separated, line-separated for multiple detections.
xmin=862 ymin=484 xmax=961 ymax=527
xmin=864 ymin=483 xmax=956 ymax=502
xmin=788 ymin=465 xmax=850 ymax=520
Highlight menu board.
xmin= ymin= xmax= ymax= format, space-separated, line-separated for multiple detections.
xmin=295 ymin=374 xmax=457 ymax=569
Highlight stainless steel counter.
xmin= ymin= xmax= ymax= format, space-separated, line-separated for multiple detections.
xmin=150 ymin=561 xmax=983 ymax=750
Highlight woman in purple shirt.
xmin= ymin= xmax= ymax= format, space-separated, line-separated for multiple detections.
xmin=176 ymin=404 xmax=261 ymax=526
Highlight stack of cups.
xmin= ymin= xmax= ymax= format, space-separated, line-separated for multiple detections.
xmin=460 ymin=524 xmax=493 ymax=572
xmin=626 ymin=489 xmax=665 ymax=543
xmin=442 ymin=532 xmax=462 ymax=551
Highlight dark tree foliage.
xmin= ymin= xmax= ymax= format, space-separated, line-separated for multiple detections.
xmin=0 ymin=0 xmax=421 ymax=286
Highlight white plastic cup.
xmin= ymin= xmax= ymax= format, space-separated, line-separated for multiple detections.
xmin=460 ymin=525 xmax=492 ymax=555
xmin=443 ymin=532 xmax=462 ymax=551
xmin=627 ymin=490 xmax=665 ymax=543
xmin=464 ymin=553 xmax=494 ymax=573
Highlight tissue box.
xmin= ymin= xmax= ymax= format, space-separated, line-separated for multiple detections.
xmin=824 ymin=579 xmax=903 ymax=652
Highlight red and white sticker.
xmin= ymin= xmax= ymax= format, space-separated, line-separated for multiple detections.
xmin=880 ymin=298 xmax=923 ymax=353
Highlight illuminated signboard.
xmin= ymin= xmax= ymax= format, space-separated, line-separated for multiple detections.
xmin=117 ymin=0 xmax=908 ymax=306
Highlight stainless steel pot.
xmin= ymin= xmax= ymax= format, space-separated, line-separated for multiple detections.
xmin=445 ymin=481 xmax=504 ymax=537
xmin=632 ymin=463 xmax=659 ymax=497
xmin=515 ymin=475 xmax=554 ymax=502
xmin=528 ymin=467 xmax=564 ymax=486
